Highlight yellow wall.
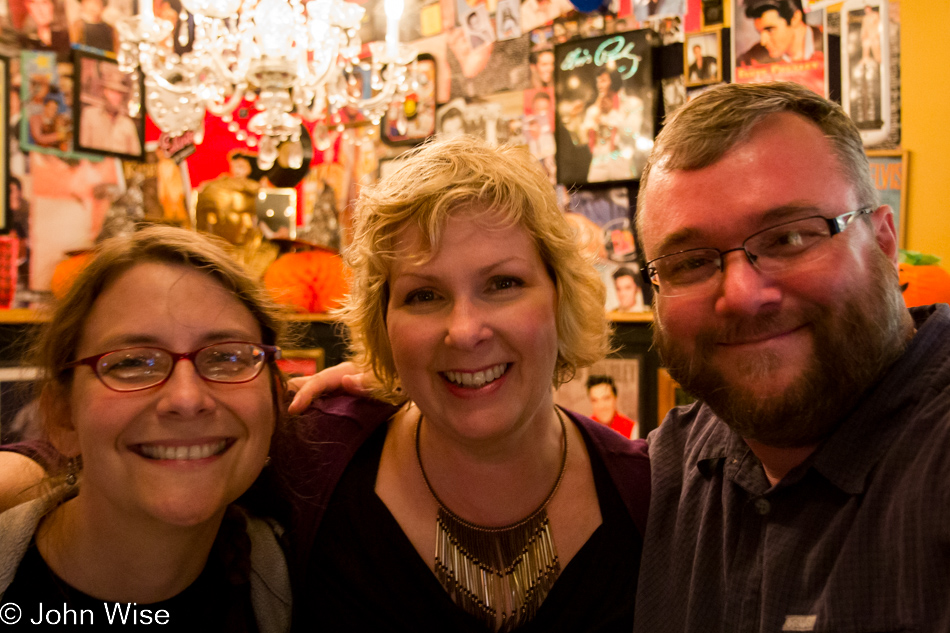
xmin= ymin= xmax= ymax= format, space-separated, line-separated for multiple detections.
xmin=901 ymin=2 xmax=950 ymax=264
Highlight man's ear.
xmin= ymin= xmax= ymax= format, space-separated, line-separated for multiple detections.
xmin=790 ymin=10 xmax=804 ymax=26
xmin=40 ymin=384 xmax=80 ymax=457
xmin=870 ymin=204 xmax=900 ymax=266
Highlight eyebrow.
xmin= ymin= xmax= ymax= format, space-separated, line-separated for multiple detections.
xmin=652 ymin=204 xmax=824 ymax=258
xmin=391 ymin=255 xmax=530 ymax=284
xmin=93 ymin=330 xmax=259 ymax=352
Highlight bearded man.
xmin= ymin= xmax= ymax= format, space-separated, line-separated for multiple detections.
xmin=633 ymin=81 xmax=950 ymax=632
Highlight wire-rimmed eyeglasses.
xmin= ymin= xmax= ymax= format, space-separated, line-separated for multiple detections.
xmin=640 ymin=208 xmax=873 ymax=297
xmin=66 ymin=341 xmax=282 ymax=393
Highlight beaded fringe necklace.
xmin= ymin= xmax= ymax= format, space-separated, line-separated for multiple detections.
xmin=415 ymin=408 xmax=568 ymax=632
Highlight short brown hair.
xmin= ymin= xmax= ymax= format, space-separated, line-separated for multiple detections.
xmin=636 ymin=82 xmax=877 ymax=263
xmin=338 ymin=135 xmax=611 ymax=403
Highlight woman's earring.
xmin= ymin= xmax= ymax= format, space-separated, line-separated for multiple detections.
xmin=65 ymin=457 xmax=80 ymax=486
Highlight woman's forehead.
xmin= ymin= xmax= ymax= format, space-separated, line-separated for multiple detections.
xmin=81 ymin=262 xmax=261 ymax=346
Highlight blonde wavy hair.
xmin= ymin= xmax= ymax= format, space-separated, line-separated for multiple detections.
xmin=338 ymin=135 xmax=610 ymax=403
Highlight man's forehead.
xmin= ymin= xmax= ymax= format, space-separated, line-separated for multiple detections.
xmin=639 ymin=114 xmax=851 ymax=252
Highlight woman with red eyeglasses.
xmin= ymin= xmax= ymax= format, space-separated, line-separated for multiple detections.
xmin=0 ymin=227 xmax=290 ymax=632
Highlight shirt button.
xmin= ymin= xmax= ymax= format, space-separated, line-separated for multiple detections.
xmin=754 ymin=498 xmax=771 ymax=515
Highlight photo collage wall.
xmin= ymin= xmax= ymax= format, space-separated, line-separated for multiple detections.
xmin=0 ymin=0 xmax=904 ymax=313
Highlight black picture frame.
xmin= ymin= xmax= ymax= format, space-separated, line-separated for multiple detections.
xmin=382 ymin=53 xmax=437 ymax=146
xmin=73 ymin=49 xmax=146 ymax=161
xmin=553 ymin=29 xmax=655 ymax=187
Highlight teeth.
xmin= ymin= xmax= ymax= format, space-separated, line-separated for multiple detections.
xmin=139 ymin=440 xmax=228 ymax=461
xmin=444 ymin=364 xmax=508 ymax=388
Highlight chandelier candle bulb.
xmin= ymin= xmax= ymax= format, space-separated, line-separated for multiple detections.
xmin=139 ymin=0 xmax=154 ymax=22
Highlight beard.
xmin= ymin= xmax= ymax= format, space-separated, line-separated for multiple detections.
xmin=655 ymin=247 xmax=914 ymax=447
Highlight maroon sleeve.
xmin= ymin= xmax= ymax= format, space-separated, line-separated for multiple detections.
xmin=0 ymin=440 xmax=66 ymax=472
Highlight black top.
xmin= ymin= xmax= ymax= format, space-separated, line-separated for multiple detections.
xmin=4 ymin=513 xmax=259 ymax=632
xmin=302 ymin=422 xmax=641 ymax=632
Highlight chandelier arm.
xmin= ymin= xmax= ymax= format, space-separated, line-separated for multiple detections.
xmin=206 ymin=84 xmax=249 ymax=116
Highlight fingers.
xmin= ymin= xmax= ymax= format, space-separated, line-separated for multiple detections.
xmin=287 ymin=361 xmax=363 ymax=414
xmin=340 ymin=373 xmax=376 ymax=397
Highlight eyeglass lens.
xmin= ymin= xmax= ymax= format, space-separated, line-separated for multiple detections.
xmin=651 ymin=216 xmax=836 ymax=296
xmin=95 ymin=343 xmax=267 ymax=391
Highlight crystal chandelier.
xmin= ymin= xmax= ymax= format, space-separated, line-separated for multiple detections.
xmin=115 ymin=0 xmax=416 ymax=167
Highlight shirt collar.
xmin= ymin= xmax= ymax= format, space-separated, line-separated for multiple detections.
xmin=695 ymin=414 xmax=772 ymax=495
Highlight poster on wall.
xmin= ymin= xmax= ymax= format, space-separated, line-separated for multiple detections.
xmin=447 ymin=31 xmax=531 ymax=99
xmin=554 ymin=357 xmax=642 ymax=439
xmin=561 ymin=186 xmax=651 ymax=312
xmin=866 ymin=149 xmax=906 ymax=248
xmin=28 ymin=152 xmax=122 ymax=292
xmin=7 ymin=0 xmax=72 ymax=61
xmin=732 ymin=0 xmax=826 ymax=97
xmin=121 ymin=141 xmax=192 ymax=227
xmin=524 ymin=87 xmax=556 ymax=183
xmin=553 ymin=29 xmax=655 ymax=186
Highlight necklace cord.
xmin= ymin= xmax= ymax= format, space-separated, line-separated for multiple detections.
xmin=415 ymin=407 xmax=569 ymax=531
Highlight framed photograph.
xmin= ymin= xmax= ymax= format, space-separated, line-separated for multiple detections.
xmin=841 ymin=0 xmax=890 ymax=146
xmin=732 ymin=0 xmax=827 ymax=97
xmin=256 ymin=187 xmax=298 ymax=241
xmin=701 ymin=0 xmax=724 ymax=27
xmin=684 ymin=29 xmax=722 ymax=87
xmin=73 ymin=50 xmax=145 ymax=160
xmin=866 ymin=149 xmax=907 ymax=249
xmin=553 ymin=30 xmax=655 ymax=186
xmin=554 ymin=357 xmax=643 ymax=440
xmin=382 ymin=54 xmax=437 ymax=146
xmin=20 ymin=50 xmax=77 ymax=159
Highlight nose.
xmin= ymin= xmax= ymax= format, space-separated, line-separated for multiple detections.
xmin=714 ymin=249 xmax=782 ymax=317
xmin=444 ymin=299 xmax=492 ymax=350
xmin=155 ymin=359 xmax=216 ymax=418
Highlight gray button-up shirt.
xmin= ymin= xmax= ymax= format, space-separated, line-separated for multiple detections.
xmin=635 ymin=304 xmax=950 ymax=633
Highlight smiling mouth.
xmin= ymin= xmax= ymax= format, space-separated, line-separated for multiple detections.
xmin=134 ymin=440 xmax=232 ymax=461
xmin=718 ymin=325 xmax=805 ymax=346
xmin=442 ymin=363 xmax=509 ymax=388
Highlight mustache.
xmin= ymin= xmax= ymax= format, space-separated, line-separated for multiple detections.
xmin=687 ymin=312 xmax=814 ymax=348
